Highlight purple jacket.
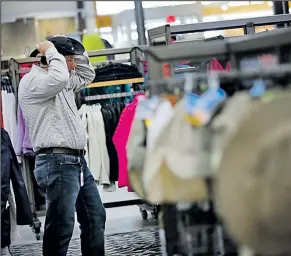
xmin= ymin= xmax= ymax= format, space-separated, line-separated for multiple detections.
xmin=16 ymin=105 xmax=33 ymax=155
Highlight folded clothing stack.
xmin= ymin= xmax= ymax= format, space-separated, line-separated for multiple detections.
xmin=93 ymin=63 xmax=142 ymax=83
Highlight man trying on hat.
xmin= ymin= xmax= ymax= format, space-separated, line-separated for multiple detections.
xmin=18 ymin=36 xmax=106 ymax=256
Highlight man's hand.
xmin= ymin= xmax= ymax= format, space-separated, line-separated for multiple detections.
xmin=36 ymin=41 xmax=55 ymax=55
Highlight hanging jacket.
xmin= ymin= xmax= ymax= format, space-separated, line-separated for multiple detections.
xmin=79 ymin=104 xmax=110 ymax=185
xmin=113 ymin=94 xmax=145 ymax=191
xmin=101 ymin=103 xmax=125 ymax=182
xmin=1 ymin=129 xmax=32 ymax=248
xmin=16 ymin=105 xmax=33 ymax=156
xmin=19 ymin=64 xmax=33 ymax=79
xmin=94 ymin=63 xmax=142 ymax=82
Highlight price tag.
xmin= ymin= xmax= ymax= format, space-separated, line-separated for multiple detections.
xmin=184 ymin=92 xmax=200 ymax=125
xmin=249 ymin=79 xmax=266 ymax=98
xmin=145 ymin=119 xmax=152 ymax=128
xmin=135 ymin=96 xmax=159 ymax=120
xmin=190 ymin=88 xmax=227 ymax=127
xmin=185 ymin=92 xmax=199 ymax=114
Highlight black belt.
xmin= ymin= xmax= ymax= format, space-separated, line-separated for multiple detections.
xmin=35 ymin=147 xmax=86 ymax=157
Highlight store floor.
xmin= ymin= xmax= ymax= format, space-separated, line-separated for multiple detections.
xmin=12 ymin=186 xmax=158 ymax=245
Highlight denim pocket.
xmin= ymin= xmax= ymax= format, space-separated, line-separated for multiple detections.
xmin=62 ymin=155 xmax=80 ymax=165
xmin=34 ymin=157 xmax=50 ymax=188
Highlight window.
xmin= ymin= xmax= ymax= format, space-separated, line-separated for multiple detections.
xmin=130 ymin=22 xmax=137 ymax=30
xmin=131 ymin=31 xmax=138 ymax=41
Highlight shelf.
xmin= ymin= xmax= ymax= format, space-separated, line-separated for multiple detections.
xmin=88 ymin=77 xmax=144 ymax=88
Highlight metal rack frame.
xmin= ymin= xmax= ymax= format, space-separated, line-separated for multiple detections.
xmin=87 ymin=45 xmax=148 ymax=78
xmin=145 ymin=27 xmax=291 ymax=82
xmin=148 ymin=13 xmax=291 ymax=46
xmin=9 ymin=46 xmax=149 ymax=89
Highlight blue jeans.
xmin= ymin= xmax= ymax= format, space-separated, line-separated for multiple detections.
xmin=34 ymin=153 xmax=106 ymax=256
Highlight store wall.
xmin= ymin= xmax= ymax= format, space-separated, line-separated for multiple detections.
xmin=1 ymin=18 xmax=37 ymax=59
xmin=36 ymin=17 xmax=76 ymax=41
xmin=1 ymin=1 xmax=78 ymax=23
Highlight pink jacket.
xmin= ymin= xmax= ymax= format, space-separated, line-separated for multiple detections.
xmin=209 ymin=58 xmax=231 ymax=72
xmin=113 ymin=94 xmax=145 ymax=191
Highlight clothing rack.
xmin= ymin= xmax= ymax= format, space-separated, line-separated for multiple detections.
xmin=87 ymin=46 xmax=148 ymax=88
xmin=85 ymin=90 xmax=144 ymax=101
xmin=87 ymin=77 xmax=145 ymax=88
xmin=145 ymin=27 xmax=291 ymax=82
xmin=1 ymin=69 xmax=10 ymax=75
xmin=9 ymin=47 xmax=148 ymax=90
xmin=80 ymin=47 xmax=159 ymax=221
xmin=80 ymin=47 xmax=146 ymax=105
xmin=150 ymin=63 xmax=291 ymax=96
xmin=143 ymin=27 xmax=291 ymax=256
xmin=9 ymin=46 xmax=147 ymax=103
xmin=146 ymin=14 xmax=291 ymax=88
xmin=91 ymin=58 xmax=130 ymax=66
xmin=147 ymin=13 xmax=291 ymax=46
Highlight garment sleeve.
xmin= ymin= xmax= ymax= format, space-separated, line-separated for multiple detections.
xmin=15 ymin=105 xmax=24 ymax=156
xmin=3 ymin=130 xmax=32 ymax=225
xmin=70 ymin=53 xmax=96 ymax=92
xmin=30 ymin=47 xmax=70 ymax=100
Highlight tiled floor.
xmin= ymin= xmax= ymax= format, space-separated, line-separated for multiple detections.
xmin=12 ymin=186 xmax=157 ymax=246
xmin=11 ymin=229 xmax=162 ymax=256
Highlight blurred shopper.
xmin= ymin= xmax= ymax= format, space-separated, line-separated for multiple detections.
xmin=82 ymin=33 xmax=107 ymax=65
xmin=18 ymin=36 xmax=106 ymax=256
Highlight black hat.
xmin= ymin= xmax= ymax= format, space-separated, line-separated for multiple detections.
xmin=30 ymin=36 xmax=85 ymax=57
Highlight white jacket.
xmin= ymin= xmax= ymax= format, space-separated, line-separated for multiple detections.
xmin=79 ymin=105 xmax=110 ymax=184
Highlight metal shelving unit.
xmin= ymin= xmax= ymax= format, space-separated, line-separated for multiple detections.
xmin=143 ymin=26 xmax=291 ymax=256
xmin=147 ymin=13 xmax=291 ymax=46
xmin=145 ymin=26 xmax=291 ymax=82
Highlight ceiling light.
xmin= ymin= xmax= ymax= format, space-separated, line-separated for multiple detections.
xmin=267 ymin=2 xmax=273 ymax=7
xmin=185 ymin=18 xmax=192 ymax=24
xmin=221 ymin=4 xmax=228 ymax=11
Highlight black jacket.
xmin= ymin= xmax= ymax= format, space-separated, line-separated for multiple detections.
xmin=1 ymin=129 xmax=32 ymax=248
xmin=101 ymin=103 xmax=125 ymax=182
xmin=94 ymin=63 xmax=142 ymax=83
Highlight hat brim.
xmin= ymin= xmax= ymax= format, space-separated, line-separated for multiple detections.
xmin=30 ymin=37 xmax=85 ymax=57
xmin=30 ymin=49 xmax=40 ymax=58
xmin=216 ymin=92 xmax=291 ymax=254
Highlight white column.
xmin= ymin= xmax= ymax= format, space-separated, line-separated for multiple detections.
xmin=83 ymin=1 xmax=97 ymax=33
